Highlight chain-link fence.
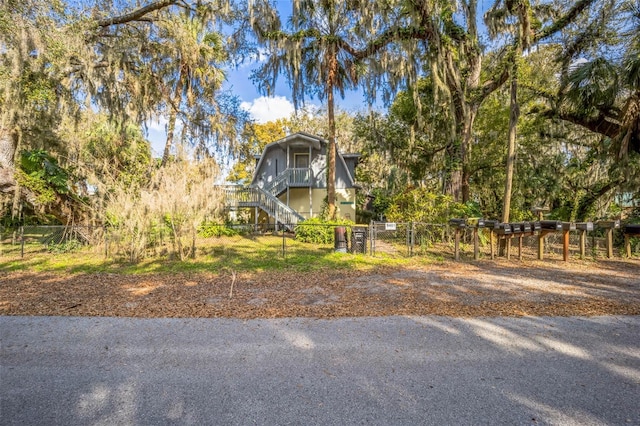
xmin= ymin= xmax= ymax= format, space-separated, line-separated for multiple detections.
xmin=2 ymin=223 xmax=638 ymax=262
xmin=1 ymin=225 xmax=105 ymax=258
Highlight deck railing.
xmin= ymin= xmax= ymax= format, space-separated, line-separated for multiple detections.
xmin=263 ymin=168 xmax=313 ymax=196
xmin=288 ymin=168 xmax=312 ymax=187
xmin=222 ymin=185 xmax=305 ymax=226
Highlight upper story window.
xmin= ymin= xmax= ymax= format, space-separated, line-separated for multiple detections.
xmin=294 ymin=153 xmax=309 ymax=169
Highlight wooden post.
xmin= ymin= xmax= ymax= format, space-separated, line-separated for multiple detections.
xmin=625 ymin=235 xmax=631 ymax=258
xmin=537 ymin=209 xmax=546 ymax=260
xmin=563 ymin=229 xmax=570 ymax=262
xmin=254 ymin=206 xmax=259 ymax=231
xmin=580 ymin=229 xmax=586 ymax=259
xmin=454 ymin=228 xmax=460 ymax=261
xmin=607 ymin=228 xmax=613 ymax=259
xmin=490 ymin=230 xmax=495 ymax=260
xmin=506 ymin=237 xmax=511 ymax=260
xmin=538 ymin=233 xmax=544 ymax=260
xmin=518 ymin=235 xmax=523 ymax=261
xmin=473 ymin=228 xmax=479 ymax=260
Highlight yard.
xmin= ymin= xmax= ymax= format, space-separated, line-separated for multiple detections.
xmin=1 ymin=254 xmax=639 ymax=319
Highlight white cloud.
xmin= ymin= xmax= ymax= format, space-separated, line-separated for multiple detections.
xmin=146 ymin=115 xmax=168 ymax=132
xmin=241 ymin=95 xmax=295 ymax=124
xmin=237 ymin=47 xmax=269 ymax=69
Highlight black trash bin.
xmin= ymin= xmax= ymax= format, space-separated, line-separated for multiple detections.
xmin=334 ymin=226 xmax=347 ymax=252
xmin=351 ymin=226 xmax=367 ymax=254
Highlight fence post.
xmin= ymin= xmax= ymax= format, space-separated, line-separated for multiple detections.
xmin=104 ymin=228 xmax=108 ymax=259
xmin=369 ymin=221 xmax=374 ymax=256
xmin=20 ymin=226 xmax=24 ymax=258
xmin=282 ymin=226 xmax=286 ymax=258
xmin=473 ymin=227 xmax=479 ymax=260
xmin=410 ymin=222 xmax=415 ymax=256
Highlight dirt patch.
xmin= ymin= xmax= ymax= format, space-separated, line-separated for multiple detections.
xmin=1 ymin=259 xmax=639 ymax=318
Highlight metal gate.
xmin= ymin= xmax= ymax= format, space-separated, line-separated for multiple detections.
xmin=370 ymin=222 xmax=411 ymax=257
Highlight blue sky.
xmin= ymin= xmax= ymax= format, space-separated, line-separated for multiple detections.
xmin=146 ymin=0 xmax=366 ymax=155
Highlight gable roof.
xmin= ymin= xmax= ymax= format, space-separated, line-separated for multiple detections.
xmin=250 ymin=132 xmax=358 ymax=187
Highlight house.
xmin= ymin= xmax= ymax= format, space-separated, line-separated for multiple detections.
xmin=223 ymin=132 xmax=360 ymax=228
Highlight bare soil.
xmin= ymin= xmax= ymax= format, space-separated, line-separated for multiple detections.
xmin=1 ymin=259 xmax=639 ymax=319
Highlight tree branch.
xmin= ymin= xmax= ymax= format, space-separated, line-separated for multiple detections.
xmin=534 ymin=0 xmax=597 ymax=42
xmin=546 ymin=110 xmax=621 ymax=140
xmin=97 ymin=0 xmax=178 ymax=27
xmin=351 ymin=26 xmax=435 ymax=61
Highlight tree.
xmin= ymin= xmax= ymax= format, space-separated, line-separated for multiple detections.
xmin=0 ymin=0 xmax=242 ymax=223
xmin=227 ymin=119 xmax=286 ymax=183
xmin=537 ymin=0 xmax=640 ymax=215
xmin=250 ymin=0 xmax=397 ymax=218
xmin=155 ymin=10 xmax=228 ymax=165
xmin=376 ymin=0 xmax=598 ymax=203
xmin=485 ymin=0 xmax=538 ymax=223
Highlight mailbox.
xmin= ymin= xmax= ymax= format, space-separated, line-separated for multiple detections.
xmin=530 ymin=221 xmax=541 ymax=232
xmin=623 ymin=224 xmax=640 ymax=236
xmin=494 ymin=223 xmax=512 ymax=235
xmin=466 ymin=217 xmax=485 ymax=228
xmin=511 ymin=222 xmax=532 ymax=233
xmin=561 ymin=222 xmax=576 ymax=231
xmin=449 ymin=219 xmax=466 ymax=229
xmin=597 ymin=220 xmax=620 ymax=229
xmin=576 ymin=222 xmax=594 ymax=231
xmin=509 ymin=223 xmax=523 ymax=234
xmin=540 ymin=220 xmax=562 ymax=231
xmin=484 ymin=220 xmax=499 ymax=229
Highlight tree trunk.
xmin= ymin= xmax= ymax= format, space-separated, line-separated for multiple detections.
xmin=326 ymin=60 xmax=337 ymax=220
xmin=0 ymin=126 xmax=17 ymax=197
xmin=162 ymin=70 xmax=185 ymax=166
xmin=502 ymin=68 xmax=519 ymax=224
xmin=461 ymin=107 xmax=478 ymax=204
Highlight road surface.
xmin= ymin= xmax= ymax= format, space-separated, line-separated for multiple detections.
xmin=1 ymin=315 xmax=639 ymax=425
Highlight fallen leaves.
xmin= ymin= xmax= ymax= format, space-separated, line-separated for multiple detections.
xmin=1 ymin=259 xmax=639 ymax=319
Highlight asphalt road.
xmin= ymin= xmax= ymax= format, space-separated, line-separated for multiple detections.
xmin=1 ymin=315 xmax=639 ymax=426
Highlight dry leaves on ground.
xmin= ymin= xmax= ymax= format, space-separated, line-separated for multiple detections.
xmin=1 ymin=259 xmax=638 ymax=319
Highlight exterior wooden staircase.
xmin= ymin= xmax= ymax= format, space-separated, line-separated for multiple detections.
xmin=220 ymin=167 xmax=312 ymax=228
xmin=221 ymin=185 xmax=305 ymax=229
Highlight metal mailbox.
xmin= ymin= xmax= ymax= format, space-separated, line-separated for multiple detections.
xmin=512 ymin=222 xmax=532 ymax=233
xmin=561 ymin=222 xmax=576 ymax=231
xmin=540 ymin=220 xmax=562 ymax=231
xmin=449 ymin=218 xmax=467 ymax=229
xmin=575 ymin=222 xmax=594 ymax=231
xmin=484 ymin=219 xmax=499 ymax=229
xmin=623 ymin=224 xmax=640 ymax=236
xmin=466 ymin=217 xmax=485 ymax=228
xmin=597 ymin=220 xmax=620 ymax=229
xmin=530 ymin=221 xmax=541 ymax=232
xmin=494 ymin=223 xmax=512 ymax=235
xmin=509 ymin=223 xmax=524 ymax=234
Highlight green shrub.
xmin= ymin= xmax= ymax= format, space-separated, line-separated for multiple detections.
xmin=386 ymin=187 xmax=476 ymax=223
xmin=294 ymin=217 xmax=354 ymax=244
xmin=48 ymin=239 xmax=83 ymax=253
xmin=198 ymin=222 xmax=239 ymax=238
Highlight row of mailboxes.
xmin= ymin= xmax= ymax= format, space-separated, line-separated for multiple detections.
xmin=448 ymin=218 xmax=635 ymax=261
xmin=449 ymin=219 xmax=606 ymax=234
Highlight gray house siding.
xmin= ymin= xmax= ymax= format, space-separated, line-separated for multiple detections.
xmin=255 ymin=148 xmax=286 ymax=187
xmin=225 ymin=132 xmax=359 ymax=223
xmin=252 ymin=133 xmax=355 ymax=190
